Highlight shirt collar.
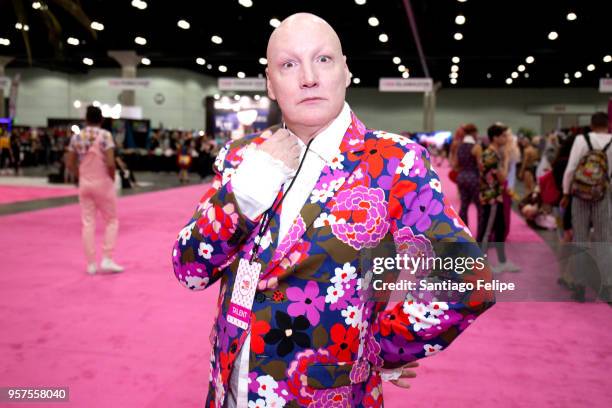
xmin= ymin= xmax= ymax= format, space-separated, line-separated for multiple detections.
xmin=294 ymin=102 xmax=351 ymax=163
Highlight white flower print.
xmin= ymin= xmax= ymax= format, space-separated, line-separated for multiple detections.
xmin=403 ymin=296 xmax=443 ymax=331
xmin=329 ymin=153 xmax=345 ymax=170
xmin=374 ymin=130 xmax=411 ymax=146
xmin=178 ymin=222 xmax=195 ymax=245
xmin=396 ymin=150 xmax=416 ymax=176
xmin=429 ymin=178 xmax=442 ymax=193
xmin=313 ymin=213 xmax=346 ymax=228
xmin=329 ymin=177 xmax=346 ymax=192
xmin=184 ymin=275 xmax=209 ymax=290
xmin=222 ymin=167 xmax=236 ymax=186
xmin=341 ymin=305 xmax=362 ymax=328
xmin=248 ymin=399 xmax=267 ymax=408
xmin=424 ymin=343 xmax=443 ymax=356
xmin=257 ymin=375 xmax=278 ymax=399
xmin=325 ymin=283 xmax=345 ymax=304
xmin=331 ymin=263 xmax=357 ymax=286
xmin=310 ymin=188 xmax=334 ymax=204
xmin=264 ymin=394 xmax=286 ymax=408
xmin=198 ymin=242 xmax=214 ymax=259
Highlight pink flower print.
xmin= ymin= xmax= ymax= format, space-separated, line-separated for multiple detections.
xmin=287 ymin=281 xmax=326 ymax=326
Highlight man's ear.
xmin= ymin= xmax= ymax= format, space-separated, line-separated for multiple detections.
xmin=343 ymin=55 xmax=351 ymax=88
xmin=266 ymin=67 xmax=276 ymax=101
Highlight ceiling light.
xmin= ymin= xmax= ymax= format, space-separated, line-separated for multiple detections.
xmin=22 ymin=24 xmax=29 ymax=31
xmin=566 ymin=12 xmax=577 ymax=21
xmin=32 ymin=2 xmax=41 ymax=10
xmin=518 ymin=64 xmax=526 ymax=72
xmin=218 ymin=65 xmax=227 ymax=73
xmin=177 ymin=19 xmax=190 ymax=29
xmin=91 ymin=21 xmax=104 ymax=31
xmin=237 ymin=72 xmax=245 ymax=79
xmin=353 ymin=77 xmax=361 ymax=84
xmin=526 ymin=56 xmax=535 ymax=64
xmin=402 ymin=71 xmax=409 ymax=79
xmin=73 ymin=100 xmax=81 ymax=109
xmin=455 ymin=15 xmax=466 ymax=25
xmin=564 ymin=78 xmax=570 ymax=85
xmin=548 ymin=31 xmax=558 ymax=40
xmin=587 ymin=64 xmax=596 ymax=71
xmin=0 ymin=38 xmax=10 ymax=46
xmin=450 ymin=72 xmax=458 ymax=79
xmin=511 ymin=72 xmax=518 ymax=79
xmin=355 ymin=0 xmax=367 ymax=4
xmin=196 ymin=57 xmax=206 ymax=65
xmin=368 ymin=17 xmax=379 ymax=27
xmin=450 ymin=78 xmax=458 ymax=85
xmin=67 ymin=37 xmax=79 ymax=46
xmin=452 ymin=56 xmax=460 ymax=64
xmin=211 ymin=35 xmax=223 ymax=44
xmin=574 ymin=71 xmax=582 ymax=78
xmin=564 ymin=73 xmax=569 ymax=78
xmin=506 ymin=78 xmax=513 ymax=85
xmin=270 ymin=18 xmax=281 ymax=28
xmin=457 ymin=0 xmax=467 ymax=2
xmin=451 ymin=65 xmax=459 ymax=72
xmin=82 ymin=57 xmax=94 ymax=66
xmin=131 ymin=0 xmax=147 ymax=10
xmin=134 ymin=36 xmax=147 ymax=45
xmin=259 ymin=57 xmax=267 ymax=65
xmin=393 ymin=57 xmax=401 ymax=64
xmin=141 ymin=57 xmax=151 ymax=65
xmin=604 ymin=55 xmax=612 ymax=63
xmin=454 ymin=32 xmax=463 ymax=40
xmin=398 ymin=65 xmax=406 ymax=72
xmin=206 ymin=64 xmax=212 ymax=69
xmin=15 ymin=22 xmax=23 ymax=30
xmin=486 ymin=73 xmax=492 ymax=79
xmin=524 ymin=73 xmax=530 ymax=78
xmin=238 ymin=0 xmax=253 ymax=7
xmin=378 ymin=33 xmax=388 ymax=43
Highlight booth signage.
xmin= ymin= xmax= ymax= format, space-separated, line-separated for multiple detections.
xmin=379 ymin=78 xmax=433 ymax=92
xmin=599 ymin=78 xmax=612 ymax=93
xmin=218 ymin=77 xmax=266 ymax=91
xmin=108 ymin=78 xmax=151 ymax=89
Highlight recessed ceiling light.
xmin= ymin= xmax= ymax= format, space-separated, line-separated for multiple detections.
xmin=604 ymin=55 xmax=612 ymax=63
xmin=452 ymin=56 xmax=460 ymax=64
xmin=574 ymin=71 xmax=582 ymax=78
xmin=450 ymin=72 xmax=458 ymax=79
xmin=91 ymin=21 xmax=104 ymax=31
xmin=526 ymin=56 xmax=535 ymax=64
xmin=131 ymin=0 xmax=147 ymax=10
xmin=67 ymin=37 xmax=79 ymax=46
xmin=368 ymin=17 xmax=379 ymax=27
xmin=524 ymin=73 xmax=530 ymax=78
xmin=23 ymin=24 xmax=29 ymax=31
xmin=587 ymin=64 xmax=596 ymax=71
xmin=141 ymin=57 xmax=151 ymax=65
xmin=73 ymin=100 xmax=81 ymax=109
xmin=211 ymin=35 xmax=223 ymax=44
xmin=0 ymin=38 xmax=10 ymax=46
xmin=206 ymin=64 xmax=212 ymax=69
xmin=548 ymin=31 xmax=558 ymax=40
xmin=355 ymin=0 xmax=367 ymax=5
xmin=506 ymin=78 xmax=513 ymax=85
xmin=451 ymin=65 xmax=459 ymax=72
xmin=564 ymin=73 xmax=569 ymax=78
xmin=353 ymin=77 xmax=361 ymax=84
xmin=134 ymin=36 xmax=147 ymax=45
xmin=32 ymin=1 xmax=41 ymax=10
xmin=177 ymin=19 xmax=190 ymax=30
xmin=218 ymin=65 xmax=227 ymax=73
xmin=398 ymin=65 xmax=406 ymax=72
xmin=270 ymin=18 xmax=281 ymax=28
xmin=237 ymin=72 xmax=245 ymax=79
xmin=511 ymin=72 xmax=518 ymax=79
xmin=457 ymin=0 xmax=467 ymax=3
xmin=393 ymin=57 xmax=401 ymax=64
xmin=15 ymin=22 xmax=23 ymax=30
xmin=486 ymin=73 xmax=492 ymax=79
xmin=402 ymin=71 xmax=409 ymax=79
xmin=450 ymin=78 xmax=458 ymax=84
xmin=378 ymin=33 xmax=388 ymax=43
xmin=454 ymin=32 xmax=463 ymax=40
xmin=566 ymin=12 xmax=577 ymax=21
xmin=196 ymin=57 xmax=206 ymax=65
xmin=259 ymin=57 xmax=267 ymax=65
xmin=82 ymin=57 xmax=94 ymax=66
xmin=518 ymin=64 xmax=526 ymax=72
xmin=564 ymin=78 xmax=570 ymax=84
xmin=238 ymin=0 xmax=253 ymax=7
xmin=455 ymin=15 xmax=466 ymax=25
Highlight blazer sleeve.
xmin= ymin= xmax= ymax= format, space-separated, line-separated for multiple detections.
xmin=371 ymin=144 xmax=495 ymax=369
xmin=171 ymin=141 xmax=260 ymax=291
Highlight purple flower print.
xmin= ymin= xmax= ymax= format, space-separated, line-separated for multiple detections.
xmin=402 ymin=184 xmax=443 ymax=232
xmin=217 ymin=314 xmax=238 ymax=351
xmin=287 ymin=281 xmax=326 ymax=326
xmin=380 ymin=334 xmax=424 ymax=363
xmin=377 ymin=157 xmax=401 ymax=190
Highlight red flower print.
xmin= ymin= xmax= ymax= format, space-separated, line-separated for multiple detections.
xmin=250 ymin=313 xmax=271 ymax=354
xmin=328 ymin=323 xmax=360 ymax=362
xmin=379 ymin=306 xmax=415 ymax=340
xmin=351 ymin=138 xmax=404 ymax=178
xmin=389 ymin=180 xmax=417 ymax=220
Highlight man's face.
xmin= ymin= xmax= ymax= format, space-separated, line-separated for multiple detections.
xmin=266 ymin=17 xmax=350 ymax=129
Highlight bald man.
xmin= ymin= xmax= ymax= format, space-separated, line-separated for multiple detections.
xmin=173 ymin=13 xmax=493 ymax=408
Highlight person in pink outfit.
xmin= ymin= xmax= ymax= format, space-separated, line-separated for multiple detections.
xmin=67 ymin=106 xmax=123 ymax=274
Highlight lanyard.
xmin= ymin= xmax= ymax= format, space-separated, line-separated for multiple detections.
xmin=250 ymin=136 xmax=315 ymax=263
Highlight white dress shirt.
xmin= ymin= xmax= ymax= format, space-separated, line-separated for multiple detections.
xmin=225 ymin=102 xmax=351 ymax=407
xmin=562 ymin=132 xmax=612 ymax=194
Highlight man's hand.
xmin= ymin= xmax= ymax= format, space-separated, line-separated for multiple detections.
xmin=257 ymin=128 xmax=302 ymax=171
xmin=560 ymin=194 xmax=570 ymax=209
xmin=389 ymin=361 xmax=419 ymax=389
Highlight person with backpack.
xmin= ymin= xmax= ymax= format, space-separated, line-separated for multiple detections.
xmin=560 ymin=112 xmax=612 ymax=303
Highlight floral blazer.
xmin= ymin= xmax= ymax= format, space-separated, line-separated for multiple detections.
xmin=172 ymin=112 xmax=494 ymax=408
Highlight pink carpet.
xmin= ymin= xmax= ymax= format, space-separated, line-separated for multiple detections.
xmin=0 ymin=165 xmax=610 ymax=407
xmin=0 ymin=185 xmax=77 ymax=205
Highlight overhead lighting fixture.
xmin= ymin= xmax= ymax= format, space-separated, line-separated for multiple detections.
xmin=402 ymin=71 xmax=409 ymax=79
xmin=134 ymin=36 xmax=147 ymax=45
xmin=368 ymin=17 xmax=379 ymax=27
xmin=392 ymin=57 xmax=401 ymax=64
xmin=15 ymin=22 xmax=23 ymax=30
xmin=211 ymin=35 xmax=223 ymax=44
xmin=238 ymin=0 xmax=253 ymax=7
xmin=196 ymin=57 xmax=206 ymax=65
xmin=177 ymin=19 xmax=190 ymax=30
xmin=564 ymin=73 xmax=569 ymax=78
xmin=454 ymin=32 xmax=463 ymax=40
xmin=91 ymin=21 xmax=104 ymax=31
xmin=526 ymin=56 xmax=535 ymax=64
xmin=67 ymin=37 xmax=79 ymax=46
xmin=451 ymin=65 xmax=459 ymax=72
xmin=237 ymin=72 xmax=245 ymax=79
xmin=270 ymin=18 xmax=281 ymax=28
xmin=32 ymin=1 xmax=41 ymax=10
xmin=0 ymin=38 xmax=9 ymax=46
xmin=353 ymin=77 xmax=361 ymax=84
xmin=131 ymin=0 xmax=147 ymax=10
xmin=486 ymin=73 xmax=492 ymax=79
xmin=82 ymin=57 xmax=94 ymax=66
xmin=73 ymin=100 xmax=81 ymax=109
xmin=218 ymin=65 xmax=227 ymax=72
xmin=206 ymin=64 xmax=212 ymax=69
xmin=506 ymin=78 xmax=513 ymax=85
xmin=141 ymin=57 xmax=151 ymax=65
xmin=517 ymin=64 xmax=526 ymax=72
xmin=587 ymin=64 xmax=596 ymax=71
xmin=378 ymin=33 xmax=388 ymax=43
xmin=524 ymin=73 xmax=530 ymax=78
xmin=566 ymin=12 xmax=577 ymax=21
xmin=450 ymin=72 xmax=458 ymax=79
xmin=450 ymin=78 xmax=458 ymax=85
xmin=574 ymin=71 xmax=582 ymax=78
xmin=564 ymin=78 xmax=570 ymax=85
xmin=259 ymin=57 xmax=267 ymax=65
xmin=604 ymin=55 xmax=612 ymax=63
xmin=398 ymin=65 xmax=406 ymax=72
xmin=511 ymin=72 xmax=518 ymax=79
xmin=452 ymin=56 xmax=460 ymax=64
xmin=23 ymin=24 xmax=29 ymax=31
xmin=457 ymin=0 xmax=467 ymax=3
xmin=455 ymin=15 xmax=466 ymax=25
xmin=548 ymin=31 xmax=558 ymax=40
xmin=355 ymin=0 xmax=367 ymax=5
